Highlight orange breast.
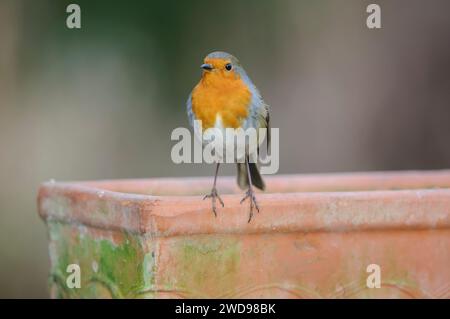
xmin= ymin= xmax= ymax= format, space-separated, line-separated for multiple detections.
xmin=191 ymin=73 xmax=251 ymax=129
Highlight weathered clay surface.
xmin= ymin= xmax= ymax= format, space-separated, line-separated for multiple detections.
xmin=38 ymin=170 xmax=450 ymax=298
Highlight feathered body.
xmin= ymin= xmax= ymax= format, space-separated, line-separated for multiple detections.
xmin=187 ymin=52 xmax=270 ymax=191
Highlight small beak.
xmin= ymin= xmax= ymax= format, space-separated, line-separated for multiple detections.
xmin=201 ymin=63 xmax=213 ymax=71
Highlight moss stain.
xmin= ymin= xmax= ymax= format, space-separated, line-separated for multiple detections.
xmin=47 ymin=221 xmax=152 ymax=298
xmin=173 ymin=237 xmax=241 ymax=295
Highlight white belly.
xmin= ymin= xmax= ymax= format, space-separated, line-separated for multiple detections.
xmin=193 ymin=114 xmax=259 ymax=163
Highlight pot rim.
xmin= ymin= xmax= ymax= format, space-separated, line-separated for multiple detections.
xmin=37 ymin=170 xmax=450 ymax=237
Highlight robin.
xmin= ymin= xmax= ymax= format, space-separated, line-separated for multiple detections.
xmin=187 ymin=51 xmax=270 ymax=222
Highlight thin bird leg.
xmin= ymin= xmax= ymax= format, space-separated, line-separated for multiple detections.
xmin=203 ymin=163 xmax=224 ymax=217
xmin=240 ymin=156 xmax=260 ymax=223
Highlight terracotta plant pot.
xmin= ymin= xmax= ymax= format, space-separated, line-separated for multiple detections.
xmin=37 ymin=170 xmax=450 ymax=298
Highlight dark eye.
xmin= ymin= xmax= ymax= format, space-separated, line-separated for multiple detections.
xmin=225 ymin=63 xmax=232 ymax=71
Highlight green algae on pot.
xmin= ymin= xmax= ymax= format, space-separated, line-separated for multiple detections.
xmin=47 ymin=221 xmax=149 ymax=298
xmin=38 ymin=170 xmax=450 ymax=298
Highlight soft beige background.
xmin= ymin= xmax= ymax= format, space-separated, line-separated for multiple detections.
xmin=0 ymin=0 xmax=449 ymax=297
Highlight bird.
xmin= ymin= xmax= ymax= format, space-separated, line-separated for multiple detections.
xmin=187 ymin=51 xmax=270 ymax=222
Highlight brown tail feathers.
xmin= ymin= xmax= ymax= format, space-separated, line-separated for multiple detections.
xmin=236 ymin=162 xmax=265 ymax=191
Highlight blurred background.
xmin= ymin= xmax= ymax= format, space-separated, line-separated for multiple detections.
xmin=0 ymin=0 xmax=449 ymax=298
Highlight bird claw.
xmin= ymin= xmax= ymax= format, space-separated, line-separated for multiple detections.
xmin=203 ymin=187 xmax=224 ymax=217
xmin=240 ymin=188 xmax=260 ymax=223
